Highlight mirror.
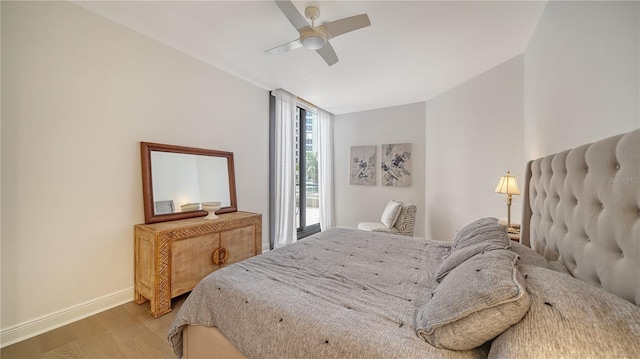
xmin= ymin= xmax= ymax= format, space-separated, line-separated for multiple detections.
xmin=141 ymin=142 xmax=237 ymax=224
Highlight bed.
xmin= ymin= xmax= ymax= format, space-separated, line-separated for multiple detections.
xmin=168 ymin=129 xmax=640 ymax=358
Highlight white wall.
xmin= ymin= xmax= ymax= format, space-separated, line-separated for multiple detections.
xmin=420 ymin=1 xmax=640 ymax=241
xmin=425 ymin=56 xmax=525 ymax=241
xmin=334 ymin=102 xmax=426 ymax=237
xmin=524 ymin=0 xmax=640 ymax=159
xmin=1 ymin=1 xmax=269 ymax=345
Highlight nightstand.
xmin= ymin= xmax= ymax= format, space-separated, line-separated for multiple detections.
xmin=508 ymin=231 xmax=520 ymax=242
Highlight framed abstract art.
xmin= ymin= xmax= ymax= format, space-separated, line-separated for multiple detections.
xmin=381 ymin=143 xmax=411 ymax=187
xmin=350 ymin=145 xmax=376 ymax=185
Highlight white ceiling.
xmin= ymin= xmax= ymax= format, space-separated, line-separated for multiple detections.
xmin=75 ymin=0 xmax=547 ymax=114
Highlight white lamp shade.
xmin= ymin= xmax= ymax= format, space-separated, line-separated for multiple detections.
xmin=495 ymin=171 xmax=521 ymax=195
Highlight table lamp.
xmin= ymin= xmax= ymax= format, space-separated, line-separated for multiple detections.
xmin=495 ymin=171 xmax=520 ymax=232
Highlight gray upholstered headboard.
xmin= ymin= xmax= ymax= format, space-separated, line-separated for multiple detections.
xmin=521 ymin=129 xmax=640 ymax=306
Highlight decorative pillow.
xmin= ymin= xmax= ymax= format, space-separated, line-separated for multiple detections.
xmin=489 ymin=265 xmax=640 ymax=358
xmin=416 ymin=250 xmax=530 ymax=350
xmin=380 ymin=200 xmax=402 ymax=228
xmin=508 ymin=241 xmax=570 ymax=275
xmin=435 ymin=217 xmax=511 ymax=282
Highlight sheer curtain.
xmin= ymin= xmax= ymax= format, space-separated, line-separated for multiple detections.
xmin=317 ymin=108 xmax=334 ymax=230
xmin=272 ymin=89 xmax=297 ymax=248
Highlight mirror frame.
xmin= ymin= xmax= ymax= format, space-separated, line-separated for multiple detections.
xmin=141 ymin=142 xmax=238 ymax=224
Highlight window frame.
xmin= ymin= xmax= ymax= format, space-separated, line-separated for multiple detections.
xmin=296 ymin=107 xmax=321 ymax=239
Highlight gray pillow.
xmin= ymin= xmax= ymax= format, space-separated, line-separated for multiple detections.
xmin=416 ymin=250 xmax=530 ymax=350
xmin=435 ymin=217 xmax=511 ymax=282
xmin=508 ymin=241 xmax=570 ymax=275
xmin=489 ymin=265 xmax=640 ymax=358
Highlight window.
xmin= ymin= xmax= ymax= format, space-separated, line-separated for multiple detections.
xmin=295 ymin=107 xmax=320 ymax=238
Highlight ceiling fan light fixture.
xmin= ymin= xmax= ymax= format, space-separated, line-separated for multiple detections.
xmin=299 ymin=26 xmax=328 ymax=50
xmin=301 ymin=33 xmax=326 ymax=50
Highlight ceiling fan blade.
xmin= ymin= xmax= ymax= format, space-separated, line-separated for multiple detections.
xmin=265 ymin=38 xmax=303 ymax=55
xmin=316 ymin=42 xmax=339 ymax=66
xmin=275 ymin=0 xmax=309 ymax=30
xmin=320 ymin=14 xmax=370 ymax=38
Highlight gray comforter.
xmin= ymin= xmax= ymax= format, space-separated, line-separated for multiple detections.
xmin=168 ymin=228 xmax=489 ymax=358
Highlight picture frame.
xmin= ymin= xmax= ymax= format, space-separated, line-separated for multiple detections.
xmin=381 ymin=143 xmax=412 ymax=187
xmin=350 ymin=145 xmax=376 ymax=185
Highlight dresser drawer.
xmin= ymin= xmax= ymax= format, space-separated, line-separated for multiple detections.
xmin=171 ymin=232 xmax=221 ymax=297
xmin=222 ymin=225 xmax=257 ymax=267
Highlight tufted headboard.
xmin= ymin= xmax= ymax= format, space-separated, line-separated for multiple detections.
xmin=521 ymin=129 xmax=640 ymax=306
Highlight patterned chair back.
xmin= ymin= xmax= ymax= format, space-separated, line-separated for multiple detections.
xmin=394 ymin=203 xmax=417 ymax=236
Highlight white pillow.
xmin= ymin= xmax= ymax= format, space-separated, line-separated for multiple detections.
xmin=380 ymin=200 xmax=402 ymax=228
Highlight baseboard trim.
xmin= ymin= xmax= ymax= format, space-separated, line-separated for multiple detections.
xmin=0 ymin=287 xmax=134 ymax=348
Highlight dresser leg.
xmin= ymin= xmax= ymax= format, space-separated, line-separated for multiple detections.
xmin=134 ymin=290 xmax=148 ymax=305
xmin=149 ymin=295 xmax=172 ymax=318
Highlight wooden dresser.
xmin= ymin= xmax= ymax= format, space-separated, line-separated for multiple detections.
xmin=134 ymin=211 xmax=262 ymax=318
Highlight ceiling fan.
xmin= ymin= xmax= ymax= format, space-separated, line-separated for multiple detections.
xmin=266 ymin=0 xmax=371 ymax=66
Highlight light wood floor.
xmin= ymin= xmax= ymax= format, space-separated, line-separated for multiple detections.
xmin=1 ymin=294 xmax=188 ymax=359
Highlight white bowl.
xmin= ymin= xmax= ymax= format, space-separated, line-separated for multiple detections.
xmin=202 ymin=201 xmax=222 ymax=219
